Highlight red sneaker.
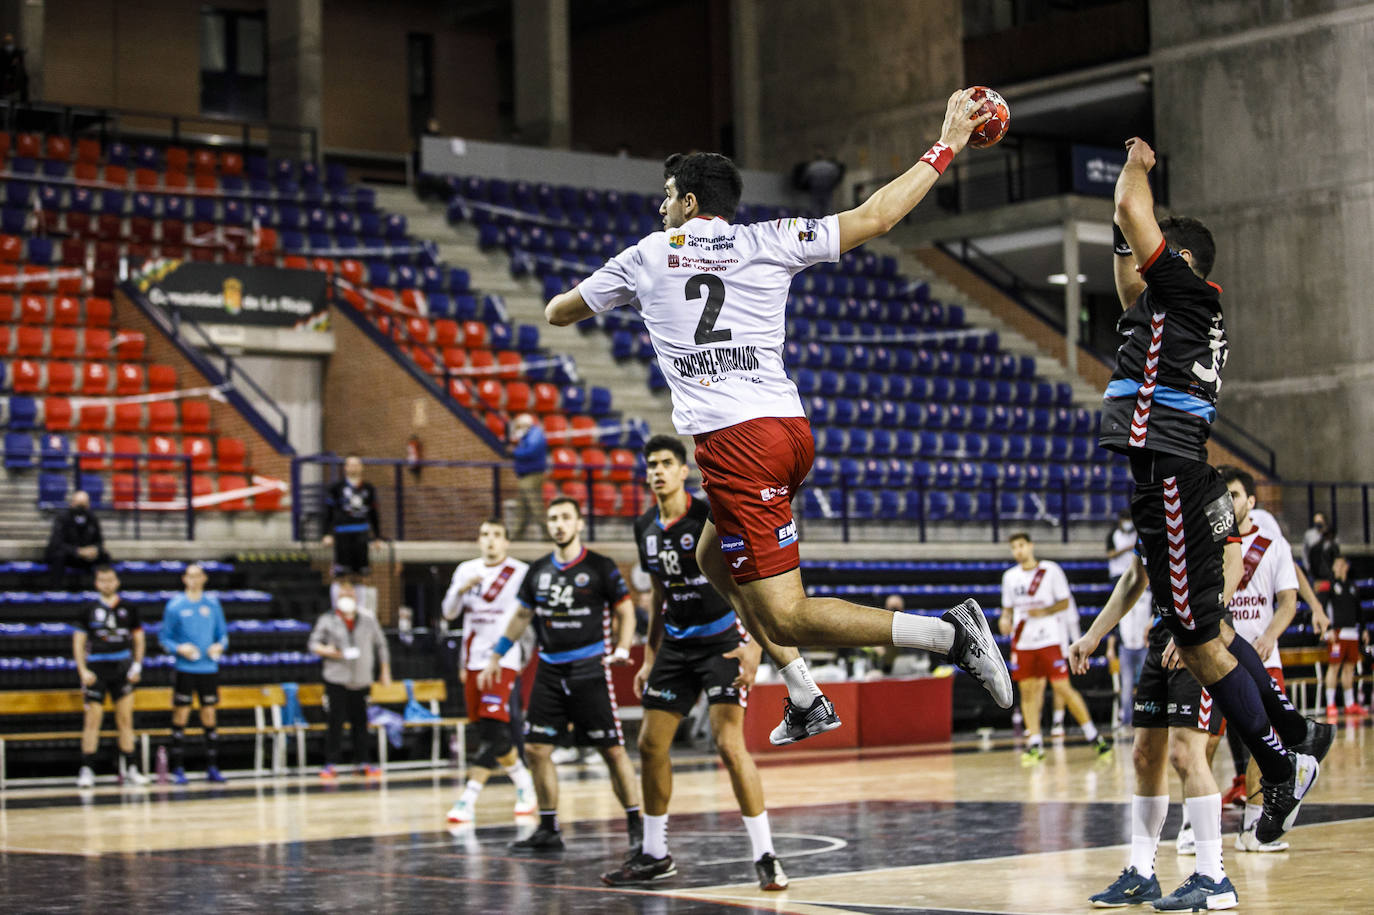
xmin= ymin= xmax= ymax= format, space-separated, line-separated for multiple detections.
xmin=1345 ymin=703 xmax=1367 ymax=718
xmin=1222 ymin=774 xmax=1248 ymax=808
xmin=319 ymin=764 xmax=338 ymax=781
xmin=1327 ymin=703 xmax=1341 ymax=720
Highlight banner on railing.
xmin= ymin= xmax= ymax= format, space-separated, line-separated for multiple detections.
xmin=1070 ymin=144 xmax=1127 ymax=197
xmin=131 ymin=261 xmax=329 ymax=330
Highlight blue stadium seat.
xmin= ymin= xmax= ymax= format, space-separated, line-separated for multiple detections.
xmin=561 ymin=386 xmax=587 ymax=414
xmin=983 ymin=433 xmax=1006 ymax=458
xmin=837 ymin=457 xmax=863 ymax=485
xmin=4 ymin=432 xmax=33 ymax=469
xmin=588 ymin=387 xmax=613 ymax=417
xmin=818 ymin=371 xmax=840 ymax=397
xmin=78 ymin=472 xmax=103 ymax=506
xmin=869 ymin=429 xmax=893 ymax=456
xmin=845 ymin=428 xmax=871 ymax=455
xmin=40 ymin=433 xmax=70 ymax=469
xmin=8 ymin=396 xmax=36 ymax=430
xmin=810 ymin=456 xmax=836 ymax=487
xmin=38 ymin=471 xmax=67 ymax=505
xmin=804 ymin=395 xmax=831 ymax=424
xmin=849 ymin=490 xmax=877 ymax=521
xmin=1001 ymin=463 xmax=1025 ymax=489
xmin=946 ymin=404 xmax=969 ymax=430
xmin=818 ymin=427 xmax=846 ymax=454
xmin=1026 ymin=435 xmax=1052 ymax=461
xmin=832 ymin=398 xmax=855 ymax=426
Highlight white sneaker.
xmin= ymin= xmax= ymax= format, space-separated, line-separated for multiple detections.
xmin=513 ymin=782 xmax=537 ymax=817
xmin=1175 ymin=823 xmax=1196 ymax=855
xmin=550 ymin=746 xmax=583 ymax=765
xmin=1235 ymin=826 xmax=1289 ymax=853
xmin=122 ymin=765 xmax=149 ymax=786
xmin=447 ymin=795 xmax=476 ymax=824
xmin=1050 ymin=723 xmax=1066 ymax=738
xmin=942 ymin=599 xmax=1013 ymax=708
xmin=76 ymin=766 xmax=95 ymax=788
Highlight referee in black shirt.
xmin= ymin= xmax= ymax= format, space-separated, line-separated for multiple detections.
xmin=1106 ymin=137 xmax=1327 ymax=855
xmin=322 ymin=455 xmax=381 ymax=578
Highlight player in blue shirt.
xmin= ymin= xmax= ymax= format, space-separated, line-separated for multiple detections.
xmin=160 ymin=562 xmax=229 ymax=783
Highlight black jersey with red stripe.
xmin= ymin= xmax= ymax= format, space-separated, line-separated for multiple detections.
xmin=634 ymin=497 xmax=739 ymax=646
xmin=1099 ymin=242 xmax=1229 ymax=463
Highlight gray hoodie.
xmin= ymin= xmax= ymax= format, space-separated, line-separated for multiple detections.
xmin=308 ymin=610 xmax=390 ymax=690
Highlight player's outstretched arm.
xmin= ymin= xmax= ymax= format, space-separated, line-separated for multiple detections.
xmin=545 ymin=288 xmax=595 ymax=327
xmin=1069 ymin=557 xmax=1147 ymax=674
xmin=835 ymin=88 xmax=989 ymax=255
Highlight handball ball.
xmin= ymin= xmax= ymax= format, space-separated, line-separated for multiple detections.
xmin=965 ymin=86 xmax=1010 ymax=149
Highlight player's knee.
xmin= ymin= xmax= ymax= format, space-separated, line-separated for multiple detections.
xmin=525 ymin=741 xmax=553 ymax=763
xmin=1167 ymin=742 xmax=1201 ymax=779
xmin=637 ymin=728 xmax=670 ymax=760
xmin=713 ymin=731 xmax=748 ymax=770
xmin=1132 ymin=736 xmax=1163 ymax=777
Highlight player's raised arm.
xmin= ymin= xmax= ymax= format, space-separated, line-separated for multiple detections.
xmin=1112 ymin=137 xmax=1164 ymax=309
xmin=836 ymin=88 xmax=989 ymax=255
xmin=545 ymin=287 xmax=595 ymax=327
xmin=1069 ymin=556 xmax=1147 ymax=674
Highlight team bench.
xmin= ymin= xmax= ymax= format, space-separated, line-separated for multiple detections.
xmin=0 ymin=679 xmax=466 ymax=788
xmin=1276 ymin=645 xmax=1365 ymax=714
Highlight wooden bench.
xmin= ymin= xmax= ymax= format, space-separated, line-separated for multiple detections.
xmin=1275 ymin=645 xmax=1369 ymax=713
xmin=0 ymin=679 xmax=468 ymax=786
xmin=0 ymin=685 xmax=281 ymax=788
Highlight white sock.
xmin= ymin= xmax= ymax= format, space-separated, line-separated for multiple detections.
xmin=1028 ymin=732 xmax=1043 ymax=749
xmin=891 ymin=613 xmax=955 ymax=654
xmin=1327 ymin=687 xmax=1337 ymax=707
xmin=460 ymin=778 xmax=482 ymax=804
xmin=1129 ymin=795 xmax=1169 ymax=877
xmin=743 ymin=811 xmax=774 ymax=860
xmin=642 ymin=813 xmax=668 ymax=858
xmin=505 ymin=759 xmax=534 ymax=791
xmin=1178 ymin=803 xmax=1191 ymax=833
xmin=1186 ymin=793 xmax=1225 ymax=881
xmin=778 ymin=658 xmax=822 ymax=707
xmin=1081 ymin=719 xmax=1098 ymax=741
xmin=1243 ymin=802 xmax=1261 ymax=832
xmin=1053 ymin=709 xmax=1066 ymax=727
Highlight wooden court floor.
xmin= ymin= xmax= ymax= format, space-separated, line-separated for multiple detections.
xmin=1 ymin=720 xmax=1371 ymax=913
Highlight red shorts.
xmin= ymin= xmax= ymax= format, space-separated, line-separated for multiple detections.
xmin=1267 ymin=666 xmax=1285 ymax=691
xmin=693 ymin=416 xmax=814 ymax=584
xmin=464 ymin=667 xmax=517 ymax=723
xmin=1011 ymin=644 xmax=1068 ymax=682
xmin=1330 ymin=639 xmax=1363 ymax=664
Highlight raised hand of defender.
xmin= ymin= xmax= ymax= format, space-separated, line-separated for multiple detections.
xmin=939 ymin=88 xmax=992 ymax=155
xmin=1124 ymin=137 xmax=1156 ymax=172
xmin=1067 ymin=635 xmax=1097 ymax=676
xmin=723 ymin=642 xmax=761 ymax=690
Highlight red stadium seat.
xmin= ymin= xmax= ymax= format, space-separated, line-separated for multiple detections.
xmin=162 ymin=220 xmax=185 ymax=244
xmin=462 ymin=321 xmax=487 ymax=349
xmin=216 ymin=437 xmax=246 ymax=473
xmin=440 ymin=346 xmax=466 ymax=370
xmin=591 ymin=483 xmax=619 ymax=517
xmin=47 ymin=362 xmax=76 ymax=394
xmin=192 ymin=148 xmax=217 ymax=175
xmin=15 ymin=326 xmax=45 ymax=357
xmin=93 ymin=241 xmax=119 ymax=272
xmin=22 ymin=264 xmax=52 ymax=293
xmin=115 ymin=363 xmax=145 ymax=395
xmin=11 ymin=359 xmax=40 ymax=392
xmin=192 ymin=474 xmax=215 ymax=503
xmin=282 ymin=255 xmax=309 ymax=270
xmin=0 ymin=324 xmax=9 ymax=354
xmin=183 ymin=436 xmax=213 ymax=471
xmin=111 ymin=435 xmax=141 ymax=470
xmin=542 ymin=481 xmax=558 ymax=505
xmin=0 ymin=294 xmax=14 ymax=322
xmin=45 ymin=135 xmax=72 ymax=162
xmin=608 ymin=448 xmax=636 ymax=482
xmin=543 ymin=414 xmax=569 ymax=442
xmin=532 ymin=382 xmax=559 ymax=413
xmin=220 ymin=152 xmax=243 ymax=176
xmin=448 ymin=378 xmax=473 ymax=408
xmin=147 ymin=364 xmax=177 ymax=393
xmin=0 ymin=234 xmax=21 ymax=262
xmin=148 ymin=400 xmax=179 ymax=433
xmin=252 ymin=485 xmax=283 ymax=512
xmin=85 ymin=297 xmax=112 ymax=326
xmin=477 ymin=379 xmax=504 ymax=409
xmin=181 ymin=401 xmax=210 ymax=434
xmin=115 ymin=330 xmax=146 ymax=361
xmin=148 ymin=434 xmax=178 ymax=471
xmin=76 ymin=138 xmax=100 ymax=164
xmin=164 ymin=171 xmax=189 ymax=191
xmin=81 ymin=362 xmax=110 ymax=395
xmin=112 ymin=473 xmax=137 ymax=505
xmin=338 ymin=259 xmax=365 ymax=286
xmin=467 ymin=350 xmax=494 ymax=375
xmin=618 ymin=483 xmax=645 ymax=517
xmin=76 ymin=434 xmax=108 ymax=470
xmin=19 ymin=294 xmax=46 ymax=324
xmin=15 ymin=132 xmax=39 ymax=158
xmin=83 ymin=328 xmax=111 ymax=360
xmin=165 ymin=147 xmax=189 ymax=172
xmin=496 ymin=350 xmax=523 ymax=380
xmin=433 ymin=319 xmax=459 ymax=348
xmin=134 ymin=168 xmax=159 ymax=190
xmin=148 ymin=473 xmax=178 ymax=502
xmin=559 ymin=481 xmax=589 ymax=512
xmin=569 ymin=415 xmax=597 ymax=447
xmin=53 ymin=296 xmax=81 ymax=326
xmin=0 ymin=264 xmax=18 ymax=293
xmin=550 ymin=446 xmax=579 ymax=482
xmin=217 ymin=475 xmax=249 ymax=511
xmin=580 ymin=448 xmax=608 ymax=479
xmin=103 ymin=164 xmax=128 ymax=185
xmin=77 ymin=402 xmax=110 ymax=432
xmin=483 ymin=412 xmax=506 ymax=440
xmin=112 ymin=403 xmax=143 ymax=432
xmin=43 ymin=396 xmax=73 ymax=430
xmin=309 ymin=257 xmax=333 ymax=275
xmin=400 ymin=289 xmax=425 ymax=312
xmin=505 ymin=381 xmax=532 ymax=412
xmin=73 ymin=161 xmax=99 ymax=181
xmin=409 ymin=345 xmax=437 ymax=373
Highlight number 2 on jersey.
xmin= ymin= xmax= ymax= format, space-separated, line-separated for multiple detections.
xmin=688 ymin=274 xmax=732 ymax=345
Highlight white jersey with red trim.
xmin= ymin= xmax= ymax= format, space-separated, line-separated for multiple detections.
xmin=1001 ymin=561 xmax=1072 ymax=652
xmin=441 ymin=557 xmax=529 ymax=671
xmin=577 ymin=214 xmax=841 ymax=435
xmin=1228 ymin=525 xmax=1298 ymax=668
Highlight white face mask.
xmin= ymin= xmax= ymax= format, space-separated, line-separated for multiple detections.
xmin=1121 ymin=522 xmax=1134 ymax=532
xmin=336 ymin=596 xmax=357 ymax=615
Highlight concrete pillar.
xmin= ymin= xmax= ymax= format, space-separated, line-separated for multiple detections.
xmin=1062 ymin=219 xmax=1080 ymax=378
xmin=267 ymin=0 xmax=323 ymax=161
xmin=730 ymin=0 xmax=761 ymax=167
xmin=512 ymin=0 xmax=570 ymax=148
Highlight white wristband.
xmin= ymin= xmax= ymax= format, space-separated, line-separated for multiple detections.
xmin=611 ymin=647 xmax=630 ymax=662
xmin=127 ymin=662 xmax=142 ymax=679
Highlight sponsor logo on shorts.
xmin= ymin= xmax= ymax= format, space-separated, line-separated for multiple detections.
xmin=575 ymin=572 xmax=590 ymax=587
xmin=480 ymin=693 xmax=504 ymax=705
xmin=668 ymin=254 xmax=679 ymax=267
xmin=720 ymin=535 xmax=746 ymax=553
xmin=484 ymin=704 xmax=502 ymax=714
xmin=526 ymin=723 xmax=558 ymax=736
xmin=760 ymin=485 xmax=789 ymax=502
xmin=1135 ymin=700 xmax=1161 ymax=714
xmin=732 ymin=556 xmax=749 ymax=569
xmin=679 ymin=533 xmax=695 ymax=551
xmin=669 ymin=233 xmax=685 ymax=249
xmin=646 ymin=686 xmax=677 ymax=702
xmin=1168 ymin=703 xmax=1192 ymax=716
xmin=775 ymin=520 xmax=798 ymax=548
xmin=586 ymin=729 xmax=608 ymax=740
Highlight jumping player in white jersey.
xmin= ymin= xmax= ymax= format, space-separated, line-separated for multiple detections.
xmin=441 ymin=518 xmax=538 ymax=825
xmin=544 ymin=88 xmax=1012 ymax=745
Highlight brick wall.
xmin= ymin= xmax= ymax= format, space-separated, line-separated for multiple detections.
xmin=113 ymin=290 xmax=292 ymax=483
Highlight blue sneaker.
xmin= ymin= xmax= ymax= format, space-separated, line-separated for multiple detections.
xmin=1152 ymin=873 xmax=1238 ymax=911
xmin=206 ymin=766 xmax=227 ymax=784
xmin=171 ymin=767 xmax=189 ymax=786
xmin=1090 ymin=867 xmax=1161 ymax=907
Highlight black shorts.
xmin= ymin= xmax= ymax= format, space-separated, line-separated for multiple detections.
xmin=524 ymin=665 xmax=624 ymax=748
xmin=333 ymin=531 xmax=371 ymax=576
xmin=642 ymin=636 xmax=746 ymax=717
xmin=84 ymin=659 xmax=134 ymax=704
xmin=172 ymin=670 xmax=220 ymax=707
xmin=1133 ymin=637 xmax=1224 ymax=734
xmin=1131 ymin=459 xmax=1236 ymax=647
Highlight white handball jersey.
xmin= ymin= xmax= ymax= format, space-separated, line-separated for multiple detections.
xmin=1228 ymin=525 xmax=1298 ymax=668
xmin=441 ymin=557 xmax=529 ymax=671
xmin=1001 ymin=561 xmax=1072 ymax=652
xmin=578 ymin=214 xmax=841 ymax=434
xmin=1118 ymin=585 xmax=1154 ymax=651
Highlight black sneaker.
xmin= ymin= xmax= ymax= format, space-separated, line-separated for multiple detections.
xmin=942 ymin=599 xmax=1013 ymax=708
xmin=768 ymin=695 xmax=842 ymax=746
xmin=1293 ymin=717 xmax=1334 ymax=764
xmin=628 ymin=820 xmax=643 ymax=854
xmin=601 ymin=852 xmax=676 ymax=886
xmin=510 ymin=825 xmax=565 ymax=852
xmin=1093 ymin=735 xmax=1113 ymax=757
xmin=1256 ymin=752 xmax=1319 ymax=844
xmin=755 ymin=852 xmax=788 ymax=891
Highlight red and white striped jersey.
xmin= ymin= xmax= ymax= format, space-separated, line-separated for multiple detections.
xmin=577 ymin=215 xmax=840 ymax=434
xmin=441 ymin=557 xmax=529 ymax=671
xmin=1002 ymin=561 xmax=1072 ymax=652
xmin=1228 ymin=525 xmax=1298 ymax=668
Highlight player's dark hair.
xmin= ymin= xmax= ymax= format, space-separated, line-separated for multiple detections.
xmin=664 ymin=152 xmax=742 ymax=220
xmin=1008 ymin=531 xmax=1031 ymax=545
xmin=93 ymin=564 xmax=116 ymax=576
xmin=1217 ymin=464 xmax=1256 ymax=499
xmin=547 ymin=496 xmax=582 ymax=518
xmin=1117 ymin=508 xmax=1131 ymax=521
xmin=642 ymin=434 xmax=687 ymax=465
xmin=479 ymin=516 xmax=508 ymax=535
xmin=1159 ymin=216 xmax=1216 ymax=279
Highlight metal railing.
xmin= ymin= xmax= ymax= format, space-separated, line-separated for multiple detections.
xmin=58 ymin=452 xmax=197 ymax=541
xmin=1271 ymin=481 xmax=1374 ymax=547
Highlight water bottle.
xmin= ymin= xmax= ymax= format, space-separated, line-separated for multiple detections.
xmin=155 ymin=745 xmax=170 ymax=784
xmin=450 ymin=732 xmax=460 ymax=765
